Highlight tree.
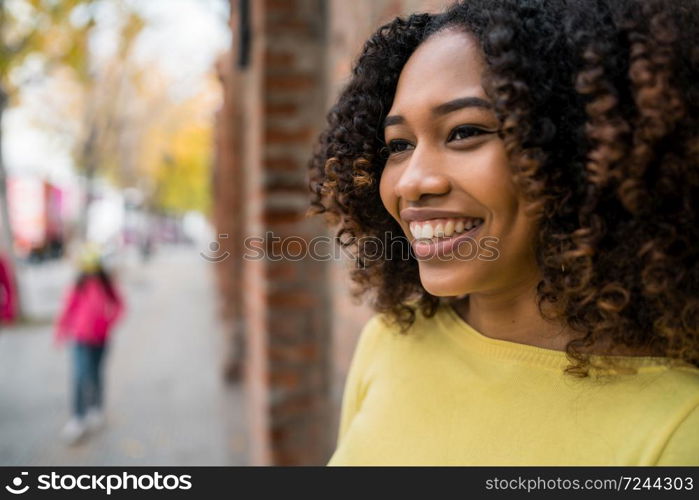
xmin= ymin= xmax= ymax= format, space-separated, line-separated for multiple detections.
xmin=0 ymin=0 xmax=96 ymax=318
xmin=66 ymin=8 xmax=144 ymax=239
xmin=10 ymin=1 xmax=215 ymax=250
xmin=152 ymin=123 xmax=213 ymax=215
xmin=137 ymin=83 xmax=217 ymax=216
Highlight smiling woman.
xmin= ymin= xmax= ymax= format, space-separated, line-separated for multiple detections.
xmin=309 ymin=0 xmax=699 ymax=465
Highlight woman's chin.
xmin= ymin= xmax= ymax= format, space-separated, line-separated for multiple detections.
xmin=418 ymin=267 xmax=476 ymax=297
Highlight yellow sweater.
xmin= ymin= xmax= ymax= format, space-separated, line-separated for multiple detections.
xmin=328 ymin=302 xmax=699 ymax=465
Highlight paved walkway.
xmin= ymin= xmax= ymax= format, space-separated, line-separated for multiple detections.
xmin=0 ymin=246 xmax=248 ymax=465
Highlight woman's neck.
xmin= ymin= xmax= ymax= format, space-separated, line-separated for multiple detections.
xmin=451 ymin=277 xmax=659 ymax=357
xmin=451 ymin=274 xmax=574 ymax=352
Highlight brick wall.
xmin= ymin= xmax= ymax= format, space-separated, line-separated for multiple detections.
xmin=214 ymin=0 xmax=449 ymax=466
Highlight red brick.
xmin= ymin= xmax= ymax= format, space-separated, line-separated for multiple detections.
xmin=263 ymin=210 xmax=306 ymax=224
xmin=270 ymin=425 xmax=287 ymax=442
xmin=265 ymin=19 xmax=314 ymax=37
xmin=269 ymin=343 xmax=319 ymax=363
xmin=266 ymin=101 xmax=299 ymax=117
xmin=272 ymin=449 xmax=304 ymax=466
xmin=267 ymin=318 xmax=307 ymax=343
xmin=271 ymin=394 xmax=315 ymax=417
xmin=265 ymin=157 xmax=301 ymax=171
xmin=267 ymin=262 xmax=297 ymax=280
xmin=264 ymin=233 xmax=309 ymax=253
xmin=267 ymin=0 xmax=298 ymax=13
xmin=265 ymin=49 xmax=296 ymax=68
xmin=265 ymin=126 xmax=313 ymax=144
xmin=265 ymin=74 xmax=316 ymax=91
xmin=268 ymin=291 xmax=317 ymax=308
xmin=269 ymin=369 xmax=301 ymax=389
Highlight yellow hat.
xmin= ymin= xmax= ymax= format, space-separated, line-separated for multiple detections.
xmin=78 ymin=243 xmax=102 ymax=273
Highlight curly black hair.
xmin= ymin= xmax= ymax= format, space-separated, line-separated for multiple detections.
xmin=308 ymin=0 xmax=699 ymax=376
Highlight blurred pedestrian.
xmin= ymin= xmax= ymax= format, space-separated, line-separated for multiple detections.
xmin=54 ymin=243 xmax=124 ymax=444
xmin=0 ymin=253 xmax=18 ymax=325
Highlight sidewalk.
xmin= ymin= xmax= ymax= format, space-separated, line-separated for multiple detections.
xmin=0 ymin=246 xmax=248 ymax=465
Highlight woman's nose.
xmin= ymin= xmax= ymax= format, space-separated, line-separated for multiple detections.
xmin=393 ymin=147 xmax=451 ymax=202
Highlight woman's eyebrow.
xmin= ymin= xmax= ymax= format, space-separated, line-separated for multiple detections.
xmin=432 ymin=96 xmax=492 ymax=116
xmin=383 ymin=96 xmax=493 ymax=129
xmin=383 ymin=115 xmax=405 ymax=128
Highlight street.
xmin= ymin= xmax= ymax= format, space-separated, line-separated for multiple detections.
xmin=0 ymin=246 xmax=248 ymax=465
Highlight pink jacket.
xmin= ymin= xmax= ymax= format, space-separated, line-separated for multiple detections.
xmin=54 ymin=276 xmax=125 ymax=346
xmin=0 ymin=255 xmax=18 ymax=324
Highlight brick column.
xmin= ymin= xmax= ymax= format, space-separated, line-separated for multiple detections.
xmin=237 ymin=0 xmax=332 ymax=465
xmin=263 ymin=0 xmax=332 ymax=466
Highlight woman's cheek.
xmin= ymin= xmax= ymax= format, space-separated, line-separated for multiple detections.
xmin=449 ymin=141 xmax=517 ymax=220
xmin=378 ymin=167 xmax=400 ymax=220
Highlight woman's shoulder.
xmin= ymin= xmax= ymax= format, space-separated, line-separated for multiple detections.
xmin=642 ymin=366 xmax=699 ymax=465
xmin=643 ymin=363 xmax=699 ymax=399
xmin=353 ymin=313 xmax=392 ymax=360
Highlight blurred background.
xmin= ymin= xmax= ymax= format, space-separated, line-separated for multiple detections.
xmin=0 ymin=0 xmax=446 ymax=466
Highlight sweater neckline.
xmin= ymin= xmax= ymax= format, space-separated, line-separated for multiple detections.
xmin=437 ymin=301 xmax=686 ymax=373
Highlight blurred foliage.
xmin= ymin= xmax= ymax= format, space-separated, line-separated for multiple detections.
xmin=0 ymin=0 xmax=98 ymax=307
xmin=153 ymin=124 xmax=212 ymax=215
xmin=2 ymin=0 xmax=216 ymax=220
xmin=138 ymin=81 xmax=216 ymax=215
xmin=0 ymin=0 xmax=96 ymax=99
xmin=69 ymin=8 xmax=145 ymax=173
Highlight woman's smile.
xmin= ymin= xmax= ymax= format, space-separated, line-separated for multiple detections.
xmin=409 ymin=217 xmax=485 ymax=259
xmin=400 ymin=206 xmax=486 ymax=258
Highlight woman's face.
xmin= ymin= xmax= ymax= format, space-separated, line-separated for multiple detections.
xmin=379 ymin=29 xmax=540 ymax=297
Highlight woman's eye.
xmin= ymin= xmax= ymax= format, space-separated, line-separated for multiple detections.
xmin=448 ymin=125 xmax=488 ymax=142
xmin=387 ymin=139 xmax=414 ymax=154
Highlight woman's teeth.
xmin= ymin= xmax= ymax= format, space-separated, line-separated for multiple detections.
xmin=409 ymin=217 xmax=483 ymax=241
